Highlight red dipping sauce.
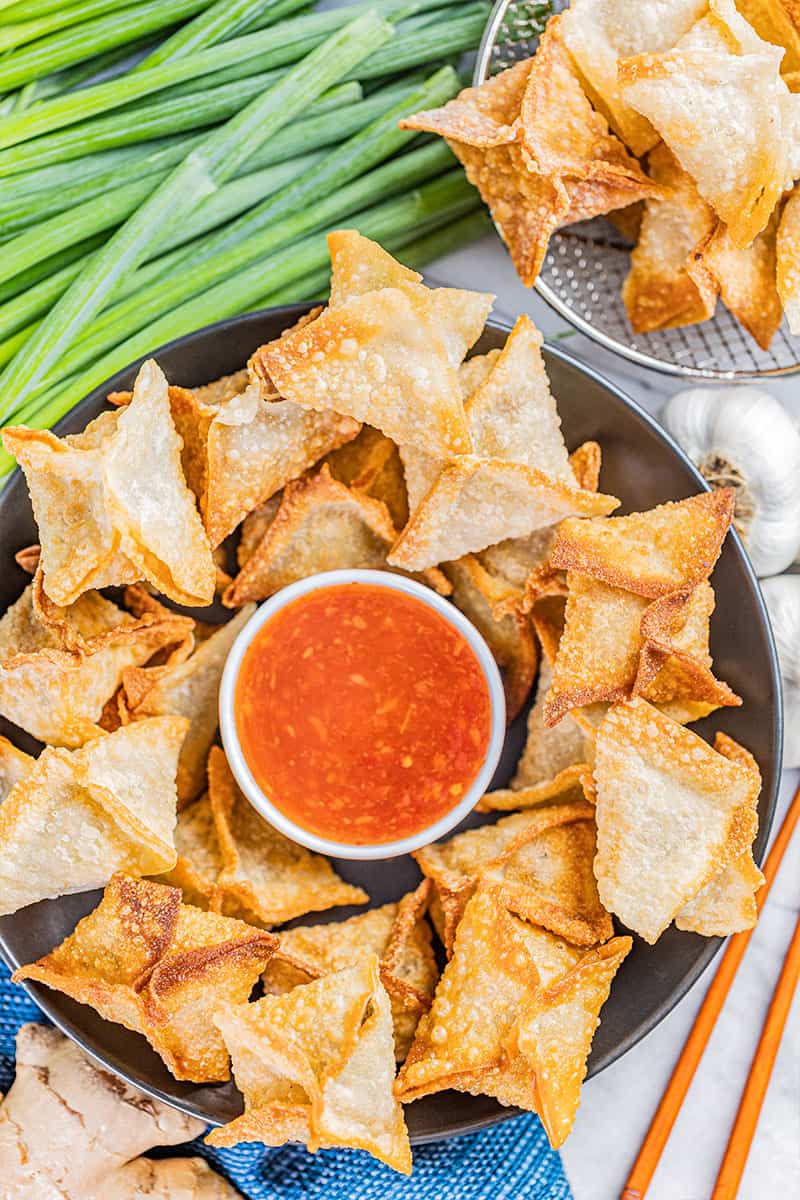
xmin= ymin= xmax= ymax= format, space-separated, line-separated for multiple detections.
xmin=234 ymin=582 xmax=493 ymax=845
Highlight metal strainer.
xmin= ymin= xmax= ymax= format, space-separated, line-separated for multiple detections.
xmin=473 ymin=0 xmax=800 ymax=379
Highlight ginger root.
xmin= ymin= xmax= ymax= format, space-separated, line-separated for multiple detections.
xmin=0 ymin=1024 xmax=239 ymax=1198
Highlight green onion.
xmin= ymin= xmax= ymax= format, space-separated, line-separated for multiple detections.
xmin=0 ymin=234 xmax=107 ymax=305
xmin=0 ymin=11 xmax=392 ymax=415
xmin=0 ymin=0 xmax=214 ymax=91
xmin=0 ymin=0 xmax=145 ymax=53
xmin=136 ymin=0 xmax=306 ymax=70
xmin=348 ymin=3 xmax=491 ymax=79
xmin=0 ymin=0 xmax=412 ymax=153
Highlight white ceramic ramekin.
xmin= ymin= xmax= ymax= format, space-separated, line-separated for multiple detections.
xmin=219 ymin=569 xmax=506 ymax=860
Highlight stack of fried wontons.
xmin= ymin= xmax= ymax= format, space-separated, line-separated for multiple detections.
xmin=402 ymin=0 xmax=800 ymax=347
xmin=0 ymin=228 xmax=763 ymax=1166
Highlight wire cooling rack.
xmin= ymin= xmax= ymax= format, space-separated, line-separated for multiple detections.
xmin=474 ymin=0 xmax=800 ymax=379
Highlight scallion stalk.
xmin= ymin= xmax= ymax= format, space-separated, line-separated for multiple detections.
xmin=136 ymin=0 xmax=307 ymax=70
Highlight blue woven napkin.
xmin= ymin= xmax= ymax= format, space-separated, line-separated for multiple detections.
xmin=0 ymin=961 xmax=573 ymax=1199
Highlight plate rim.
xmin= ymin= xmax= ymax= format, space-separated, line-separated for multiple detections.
xmin=0 ymin=302 xmax=783 ymax=1143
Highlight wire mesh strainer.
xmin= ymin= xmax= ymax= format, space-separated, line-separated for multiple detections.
xmin=474 ymin=0 xmax=800 ymax=379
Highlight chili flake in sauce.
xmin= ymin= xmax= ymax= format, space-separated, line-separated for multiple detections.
xmin=234 ymin=582 xmax=492 ymax=845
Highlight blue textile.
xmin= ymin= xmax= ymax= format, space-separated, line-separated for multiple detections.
xmin=0 ymin=961 xmax=572 ymax=1199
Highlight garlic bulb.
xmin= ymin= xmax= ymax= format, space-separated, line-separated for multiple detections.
xmin=760 ymin=574 xmax=800 ymax=768
xmin=662 ymin=387 xmax=800 ymax=577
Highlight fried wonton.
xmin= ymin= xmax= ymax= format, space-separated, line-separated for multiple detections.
xmin=675 ymin=732 xmax=764 ymax=934
xmin=262 ymin=882 xmax=437 ymax=1061
xmin=0 ymin=735 xmax=33 ymax=802
xmin=395 ymin=888 xmax=631 ymax=1147
xmin=480 ymin=765 xmax=594 ymax=814
xmin=623 ymin=144 xmax=718 ymax=333
xmin=544 ymin=573 xmax=649 ymax=726
xmin=0 ymin=584 xmax=191 ymax=748
xmin=15 ymin=873 xmax=277 ymax=1082
xmin=121 ymin=605 xmax=254 ymax=807
xmin=735 ymin=0 xmax=800 ymax=71
xmin=325 ymin=424 xmax=410 ymax=530
xmin=415 ymin=802 xmax=612 ymax=953
xmin=208 ymin=747 xmax=367 ymax=927
xmin=593 ymin=698 xmax=760 ymax=942
xmin=618 ymin=0 xmax=792 ymax=247
xmin=560 ymin=0 xmax=707 ymax=155
xmin=251 ymin=235 xmax=492 ymax=456
xmin=441 ymin=556 xmax=538 ymax=721
xmin=155 ymin=792 xmax=222 ymax=911
xmin=777 ymin=183 xmax=800 ymax=331
xmin=207 ymin=956 xmax=412 ymax=1174
xmin=4 ymin=361 xmax=216 ymax=608
xmin=513 ymin=659 xmax=595 ymax=790
xmin=0 ymin=717 xmax=186 ymax=915
xmin=389 ymin=317 xmax=619 ymax=571
xmin=633 ymin=582 xmax=742 ymax=720
xmin=327 ymin=229 xmax=423 ymax=305
xmin=689 ymin=208 xmax=783 ymax=349
xmin=223 ymin=466 xmax=396 ymax=608
xmin=551 ymin=489 xmax=735 ymax=598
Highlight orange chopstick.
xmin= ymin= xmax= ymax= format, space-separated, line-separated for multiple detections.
xmin=621 ymin=780 xmax=800 ymax=1200
xmin=710 ymin=907 xmax=800 ymax=1199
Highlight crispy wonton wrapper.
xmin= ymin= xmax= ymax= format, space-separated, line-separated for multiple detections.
xmin=0 ymin=735 xmax=33 ymax=803
xmin=251 ymin=234 xmax=492 ymax=457
xmin=0 ymin=717 xmax=187 ymax=915
xmin=390 ymin=317 xmax=619 ymax=571
xmin=736 ymin=0 xmax=800 ymax=72
xmin=208 ymin=747 xmax=367 ymax=926
xmin=623 ymin=144 xmax=718 ymax=333
xmin=155 ymin=791 xmax=222 ymax=911
xmin=208 ymin=956 xmax=412 ymax=1174
xmin=513 ymin=659 xmax=595 ymax=790
xmin=325 ymin=424 xmax=410 ymax=530
xmin=618 ymin=0 xmax=793 ymax=247
xmin=121 ymin=605 xmax=254 ymax=807
xmin=262 ymin=881 xmax=437 ymax=1061
xmin=441 ymin=556 xmax=538 ymax=722
xmin=479 ymin=764 xmax=594 ymax=813
xmin=0 ymin=583 xmax=191 ymax=748
xmin=593 ymin=698 xmax=760 ymax=943
xmin=675 ymin=732 xmax=764 ymax=934
xmin=777 ymin=183 xmax=800 ymax=332
xmin=560 ymin=0 xmax=707 ymax=155
xmin=4 ymin=361 xmax=216 ymax=608
xmin=689 ymin=208 xmax=783 ymax=350
xmin=415 ymin=801 xmax=612 ymax=953
xmin=14 ymin=873 xmax=277 ymax=1082
xmin=395 ymin=888 xmax=631 ymax=1147
xmin=551 ymin=489 xmax=735 ymax=599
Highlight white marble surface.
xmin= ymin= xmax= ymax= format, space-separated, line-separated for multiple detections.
xmin=429 ymin=235 xmax=800 ymax=1200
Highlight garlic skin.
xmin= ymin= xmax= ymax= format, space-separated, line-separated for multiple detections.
xmin=760 ymin=574 xmax=800 ymax=768
xmin=662 ymin=387 xmax=800 ymax=577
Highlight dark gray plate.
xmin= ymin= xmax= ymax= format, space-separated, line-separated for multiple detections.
xmin=0 ymin=306 xmax=782 ymax=1142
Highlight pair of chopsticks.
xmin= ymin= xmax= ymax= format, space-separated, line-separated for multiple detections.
xmin=621 ymin=782 xmax=800 ymax=1200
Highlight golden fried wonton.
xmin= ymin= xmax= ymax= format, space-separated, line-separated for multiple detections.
xmin=735 ymin=0 xmax=800 ymax=71
xmin=777 ymin=183 xmax=800 ymax=331
xmin=325 ymin=424 xmax=410 ymax=530
xmin=689 ymin=208 xmax=783 ymax=349
xmin=618 ymin=0 xmax=794 ymax=247
xmin=0 ymin=735 xmax=33 ymax=803
xmin=441 ymin=556 xmax=538 ymax=722
xmin=121 ymin=605 xmax=254 ymax=807
xmin=0 ymin=717 xmax=186 ymax=915
xmin=560 ymin=0 xmax=708 ymax=155
xmin=15 ymin=873 xmax=277 ymax=1082
xmin=223 ymin=466 xmax=396 ymax=608
xmin=0 ymin=584 xmax=190 ymax=749
xmin=551 ymin=489 xmax=735 ymax=599
xmin=3 ymin=361 xmax=216 ymax=608
xmin=395 ymin=888 xmax=631 ymax=1146
xmin=262 ymin=881 xmax=437 ymax=1061
xmin=675 ymin=732 xmax=764 ymax=934
xmin=389 ymin=317 xmax=619 ymax=572
xmin=251 ymin=234 xmax=492 ymax=457
xmin=478 ymin=764 xmax=594 ymax=813
xmin=415 ymin=801 xmax=611 ymax=953
xmin=208 ymin=747 xmax=367 ymax=927
xmin=155 ymin=792 xmax=222 ymax=911
xmin=593 ymin=698 xmax=760 ymax=942
xmin=208 ymin=956 xmax=412 ymax=1174
xmin=623 ymin=145 xmax=718 ymax=333
xmin=513 ymin=659 xmax=595 ymax=790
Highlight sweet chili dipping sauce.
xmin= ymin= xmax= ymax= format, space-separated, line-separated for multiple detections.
xmin=234 ymin=583 xmax=492 ymax=845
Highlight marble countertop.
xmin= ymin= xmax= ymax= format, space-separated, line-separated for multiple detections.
xmin=430 ymin=234 xmax=800 ymax=1200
